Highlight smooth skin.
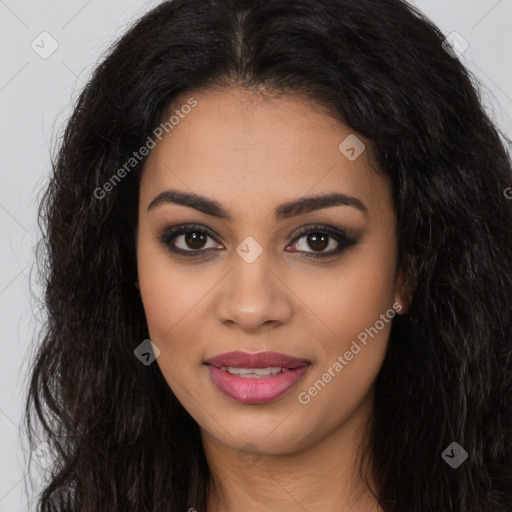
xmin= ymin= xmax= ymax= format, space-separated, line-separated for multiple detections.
xmin=136 ymin=87 xmax=409 ymax=512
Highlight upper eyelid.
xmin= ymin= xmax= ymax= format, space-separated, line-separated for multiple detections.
xmin=162 ymin=223 xmax=353 ymax=249
xmin=164 ymin=223 xmax=347 ymax=237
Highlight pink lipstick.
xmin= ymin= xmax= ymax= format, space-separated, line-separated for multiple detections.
xmin=205 ymin=350 xmax=311 ymax=404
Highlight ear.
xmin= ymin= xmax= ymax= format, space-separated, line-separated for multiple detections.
xmin=393 ymin=255 xmax=416 ymax=315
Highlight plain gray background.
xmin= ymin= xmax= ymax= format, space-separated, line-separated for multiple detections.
xmin=1 ymin=1 xmax=511 ymax=510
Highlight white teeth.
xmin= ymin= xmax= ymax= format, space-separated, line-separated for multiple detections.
xmin=221 ymin=366 xmax=290 ymax=378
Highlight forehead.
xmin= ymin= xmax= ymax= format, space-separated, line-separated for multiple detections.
xmin=140 ymin=88 xmax=393 ymax=220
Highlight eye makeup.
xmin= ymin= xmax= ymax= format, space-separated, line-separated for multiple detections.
xmin=158 ymin=222 xmax=360 ymax=260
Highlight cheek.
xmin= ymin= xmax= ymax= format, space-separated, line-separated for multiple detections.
xmin=299 ymin=230 xmax=397 ymax=401
xmin=136 ymin=229 xmax=198 ymax=342
xmin=296 ymin=277 xmax=395 ymax=437
xmin=136 ymin=238 xmax=205 ymax=398
xmin=307 ymin=241 xmax=397 ymax=341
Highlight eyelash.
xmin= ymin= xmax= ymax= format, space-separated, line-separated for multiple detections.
xmin=158 ymin=223 xmax=358 ymax=260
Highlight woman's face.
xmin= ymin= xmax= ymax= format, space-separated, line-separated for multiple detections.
xmin=137 ymin=87 xmax=405 ymax=455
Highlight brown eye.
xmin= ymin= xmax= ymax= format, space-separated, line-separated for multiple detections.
xmin=159 ymin=225 xmax=222 ymax=256
xmin=288 ymin=225 xmax=358 ymax=259
xmin=182 ymin=231 xmax=208 ymax=250
xmin=159 ymin=223 xmax=358 ymax=260
xmin=304 ymin=233 xmax=329 ymax=252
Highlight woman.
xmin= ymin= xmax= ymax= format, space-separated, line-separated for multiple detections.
xmin=25 ymin=0 xmax=512 ymax=510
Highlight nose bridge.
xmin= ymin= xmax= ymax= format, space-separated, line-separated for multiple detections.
xmin=216 ymin=241 xmax=293 ymax=331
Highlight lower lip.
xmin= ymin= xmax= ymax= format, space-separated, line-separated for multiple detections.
xmin=206 ymin=365 xmax=310 ymax=404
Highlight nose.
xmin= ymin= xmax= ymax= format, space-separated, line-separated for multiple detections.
xmin=215 ymin=250 xmax=294 ymax=333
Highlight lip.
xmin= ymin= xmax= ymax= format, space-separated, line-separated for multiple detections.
xmin=205 ymin=350 xmax=311 ymax=369
xmin=204 ymin=350 xmax=311 ymax=404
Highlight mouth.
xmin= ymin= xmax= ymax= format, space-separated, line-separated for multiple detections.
xmin=205 ymin=350 xmax=311 ymax=370
xmin=217 ymin=366 xmax=292 ymax=378
xmin=204 ymin=350 xmax=312 ymax=404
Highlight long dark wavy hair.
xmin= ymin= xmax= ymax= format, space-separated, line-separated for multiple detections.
xmin=25 ymin=0 xmax=512 ymax=510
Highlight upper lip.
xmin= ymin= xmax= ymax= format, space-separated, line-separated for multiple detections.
xmin=205 ymin=350 xmax=311 ymax=369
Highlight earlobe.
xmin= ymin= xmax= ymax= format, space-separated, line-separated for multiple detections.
xmin=393 ymin=300 xmax=403 ymax=314
xmin=394 ymin=255 xmax=417 ymax=315
xmin=393 ymin=268 xmax=407 ymax=315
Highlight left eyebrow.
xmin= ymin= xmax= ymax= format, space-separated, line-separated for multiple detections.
xmin=275 ymin=192 xmax=367 ymax=220
xmin=146 ymin=189 xmax=367 ymax=220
